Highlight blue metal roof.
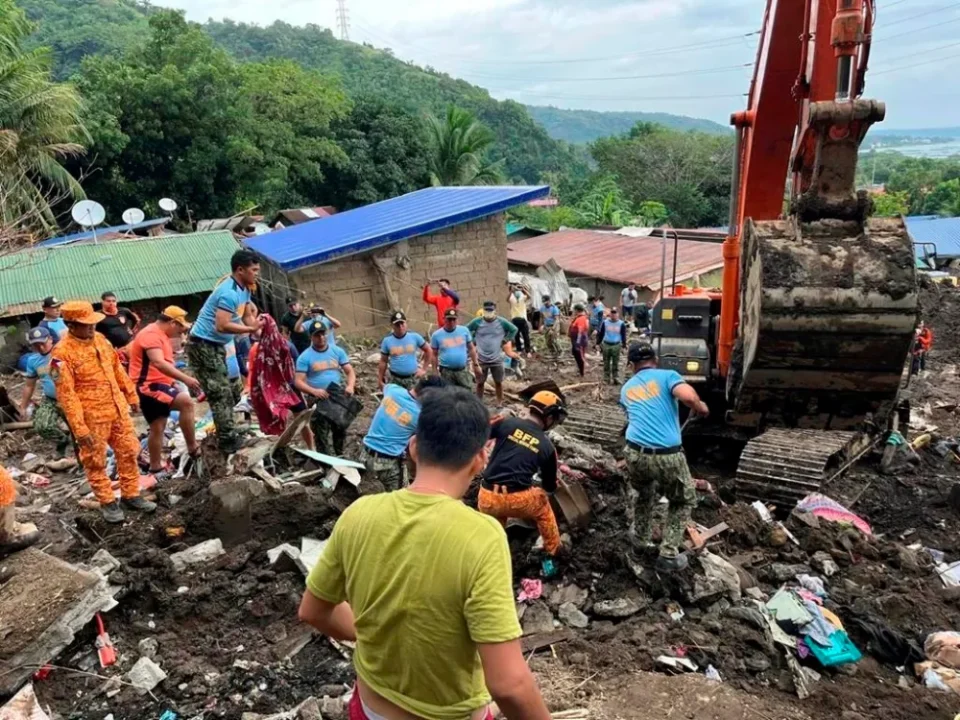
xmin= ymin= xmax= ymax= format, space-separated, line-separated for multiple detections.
xmin=905 ymin=215 xmax=960 ymax=259
xmin=244 ymin=186 xmax=550 ymax=272
xmin=39 ymin=217 xmax=170 ymax=247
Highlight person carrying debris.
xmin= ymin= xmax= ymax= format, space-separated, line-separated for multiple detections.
xmin=127 ymin=307 xmax=203 ymax=480
xmin=1 ymin=465 xmax=39 ymax=554
xmin=294 ymin=323 xmax=356 ymax=456
xmin=507 ymin=284 xmax=531 ymax=356
xmin=96 ymin=291 xmax=140 ymax=350
xmin=361 ymin=376 xmax=447 ymax=491
xmin=296 ymin=304 xmax=343 ymax=347
xmin=422 ymin=278 xmax=461 ymax=327
xmin=19 ymin=326 xmax=73 ymax=456
xmin=188 ymin=249 xmax=265 ymax=454
xmin=620 ymin=342 xmax=709 ymax=571
xmin=912 ymin=320 xmax=934 ymax=376
xmin=298 ymin=387 xmax=551 ymax=720
xmin=568 ymin=304 xmax=590 ymax=378
xmin=52 ymin=301 xmax=156 ymax=523
xmin=377 ymin=311 xmax=433 ymax=391
xmin=597 ymin=307 xmax=628 ymax=384
xmin=539 ymin=295 xmax=561 ymax=356
xmin=430 ymin=308 xmax=481 ymax=390
xmin=478 ymin=391 xmax=567 ymax=556
xmin=39 ymin=296 xmax=67 ymax=341
xmin=467 ymin=301 xmax=519 ymax=407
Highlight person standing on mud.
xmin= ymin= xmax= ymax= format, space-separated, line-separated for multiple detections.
xmin=377 ymin=311 xmax=433 ymax=391
xmin=467 ymin=301 xmax=518 ymax=407
xmin=912 ymin=321 xmax=934 ymax=376
xmin=597 ymin=307 xmax=628 ymax=385
xmin=568 ymin=304 xmax=590 ymax=378
xmin=507 ymin=285 xmax=531 ymax=356
xmin=294 ymin=323 xmax=356 ymax=456
xmin=539 ymin=295 xmax=561 ymax=357
xmin=298 ymin=387 xmax=551 ymax=720
xmin=430 ymin=308 xmax=481 ymax=390
xmin=620 ymin=342 xmax=709 ymax=571
xmin=188 ymin=249 xmax=265 ymax=454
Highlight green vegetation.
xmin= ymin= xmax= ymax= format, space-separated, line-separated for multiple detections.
xmin=860 ymin=152 xmax=960 ymax=216
xmin=527 ymin=105 xmax=730 ymax=145
xmin=426 ymin=105 xmax=504 ymax=187
xmin=0 ymin=0 xmax=87 ymax=234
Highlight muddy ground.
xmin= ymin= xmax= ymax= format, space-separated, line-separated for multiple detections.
xmin=2 ymin=286 xmax=960 ymax=719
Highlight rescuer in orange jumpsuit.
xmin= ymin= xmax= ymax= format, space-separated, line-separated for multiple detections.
xmin=0 ymin=465 xmax=40 ymax=555
xmin=52 ymin=301 xmax=156 ymax=524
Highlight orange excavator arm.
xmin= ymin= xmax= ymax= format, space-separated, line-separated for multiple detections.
xmin=718 ymin=0 xmax=878 ymax=377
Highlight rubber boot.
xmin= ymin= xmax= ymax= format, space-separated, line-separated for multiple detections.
xmin=0 ymin=505 xmax=40 ymax=555
xmin=120 ymin=494 xmax=157 ymax=514
xmin=100 ymin=502 xmax=125 ymax=524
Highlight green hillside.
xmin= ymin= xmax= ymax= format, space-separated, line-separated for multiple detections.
xmin=527 ymin=105 xmax=730 ymax=144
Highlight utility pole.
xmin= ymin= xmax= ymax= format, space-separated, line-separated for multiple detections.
xmin=335 ymin=0 xmax=350 ymax=41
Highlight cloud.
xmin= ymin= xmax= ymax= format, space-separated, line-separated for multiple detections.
xmin=160 ymin=0 xmax=958 ymax=128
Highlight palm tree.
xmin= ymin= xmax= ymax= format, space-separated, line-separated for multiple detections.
xmin=0 ymin=0 xmax=87 ymax=237
xmin=425 ymin=105 xmax=504 ymax=187
xmin=576 ymin=175 xmax=636 ymax=226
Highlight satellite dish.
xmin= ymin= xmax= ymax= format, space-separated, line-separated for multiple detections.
xmin=158 ymin=198 xmax=178 ymax=213
xmin=122 ymin=207 xmax=145 ymax=225
xmin=71 ymin=200 xmax=106 ymax=228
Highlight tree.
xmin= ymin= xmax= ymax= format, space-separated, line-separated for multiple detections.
xmin=575 ymin=175 xmax=635 ymax=226
xmin=0 ymin=0 xmax=87 ymax=235
xmin=871 ymin=190 xmax=910 ymax=217
xmin=923 ymin=179 xmax=960 ymax=217
xmin=426 ymin=105 xmax=504 ymax=187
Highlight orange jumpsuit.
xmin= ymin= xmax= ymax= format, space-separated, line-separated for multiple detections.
xmin=52 ymin=332 xmax=141 ymax=504
xmin=0 ymin=465 xmax=15 ymax=508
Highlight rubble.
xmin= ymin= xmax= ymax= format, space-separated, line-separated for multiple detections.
xmin=169 ymin=539 xmax=225 ymax=572
xmin=521 ymin=602 xmax=557 ymax=635
xmin=126 ymin=656 xmax=167 ymax=695
xmin=557 ymin=602 xmax=589 ymax=629
xmin=592 ymin=597 xmax=644 ymax=618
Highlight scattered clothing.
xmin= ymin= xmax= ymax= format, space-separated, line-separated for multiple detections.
xmin=430 ymin=326 xmax=474 ymax=370
xmin=795 ymin=493 xmax=872 ymax=535
xmin=96 ymin=308 xmax=138 ymax=349
xmin=422 ymin=285 xmax=461 ymax=326
xmin=249 ymin=315 xmax=303 ymax=436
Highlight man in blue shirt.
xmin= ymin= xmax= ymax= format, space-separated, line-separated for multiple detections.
xmin=596 ymin=307 xmax=628 ymax=385
xmin=296 ymin=305 xmax=343 ymax=347
xmin=19 ymin=327 xmax=72 ymax=456
xmin=589 ymin=296 xmax=606 ymax=339
xmin=187 ymin=249 xmax=265 ymax=454
xmin=620 ymin=342 xmax=709 ymax=572
xmin=295 ymin=323 xmax=356 ymax=456
xmin=377 ymin=311 xmax=433 ymax=391
xmin=430 ymin=308 xmax=480 ymax=390
xmin=539 ymin=296 xmax=561 ymax=357
xmin=361 ymin=376 xmax=446 ymax=491
xmin=39 ymin=296 xmax=67 ymax=341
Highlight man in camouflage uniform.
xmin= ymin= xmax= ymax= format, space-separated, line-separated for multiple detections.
xmin=19 ymin=327 xmax=73 ymax=456
xmin=187 ymin=250 xmax=264 ymax=454
xmin=360 ymin=376 xmax=446 ymax=491
xmin=620 ymin=342 xmax=709 ymax=571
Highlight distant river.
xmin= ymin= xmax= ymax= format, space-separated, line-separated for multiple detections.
xmin=870 ymin=140 xmax=960 ymax=159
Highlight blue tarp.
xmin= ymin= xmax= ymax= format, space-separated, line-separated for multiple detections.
xmin=244 ymin=186 xmax=550 ymax=272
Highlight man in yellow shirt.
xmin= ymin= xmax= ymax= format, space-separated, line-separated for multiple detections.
xmin=298 ymin=387 xmax=550 ymax=720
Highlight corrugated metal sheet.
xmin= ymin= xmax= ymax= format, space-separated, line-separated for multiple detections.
xmin=507 ymin=229 xmax=724 ymax=288
xmin=906 ymin=215 xmax=960 ymax=258
xmin=246 ymin=185 xmax=550 ymax=272
xmin=38 ymin=217 xmax=171 ymax=247
xmin=0 ymin=231 xmax=240 ymax=317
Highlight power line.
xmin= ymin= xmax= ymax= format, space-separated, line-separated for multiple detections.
xmin=874 ymin=1 xmax=960 ymax=27
xmin=872 ymin=38 xmax=960 ymax=65
xmin=335 ymin=0 xmax=350 ymax=42
xmin=493 ymin=89 xmax=746 ymax=103
xmin=872 ymin=49 xmax=960 ymax=75
xmin=874 ymin=15 xmax=960 ymax=41
xmin=458 ymin=62 xmax=753 ymax=84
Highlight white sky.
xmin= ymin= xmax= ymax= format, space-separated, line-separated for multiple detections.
xmin=163 ymin=0 xmax=959 ymax=129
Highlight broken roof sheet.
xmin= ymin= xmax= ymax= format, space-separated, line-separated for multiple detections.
xmin=246 ymin=185 xmax=550 ymax=272
xmin=507 ymin=228 xmax=724 ymax=288
xmin=0 ymin=231 xmax=239 ymax=317
xmin=37 ymin=217 xmax=170 ymax=247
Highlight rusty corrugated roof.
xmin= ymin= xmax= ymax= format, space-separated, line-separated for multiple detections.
xmin=507 ymin=229 xmax=725 ymax=289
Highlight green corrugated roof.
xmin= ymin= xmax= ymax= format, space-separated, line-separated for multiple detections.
xmin=0 ymin=231 xmax=241 ymax=317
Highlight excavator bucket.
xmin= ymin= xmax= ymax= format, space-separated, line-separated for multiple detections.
xmin=730 ymin=215 xmax=918 ymax=429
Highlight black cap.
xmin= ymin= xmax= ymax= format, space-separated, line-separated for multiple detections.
xmin=628 ymin=342 xmax=657 ymax=364
xmin=286 ymin=297 xmax=297 ymax=306
xmin=573 ymin=303 xmax=585 ymax=312
xmin=444 ymin=308 xmax=458 ymax=320
xmin=42 ymin=296 xmax=61 ymax=309
xmin=482 ymin=300 xmax=496 ymax=311
xmin=542 ymin=295 xmax=551 ymax=302
xmin=310 ymin=322 xmax=328 ymax=335
xmin=391 ymin=310 xmax=407 ymax=324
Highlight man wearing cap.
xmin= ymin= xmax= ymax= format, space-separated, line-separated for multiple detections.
xmin=430 ymin=308 xmax=481 ymax=391
xmin=295 ymin=323 xmax=356 ymax=456
xmin=96 ymin=292 xmax=140 ymax=350
xmin=596 ymin=307 xmax=628 ymax=385
xmin=128 ymin=307 xmax=203 ymax=480
xmin=39 ymin=296 xmax=67 ymax=341
xmin=19 ymin=327 xmax=72 ymax=456
xmin=620 ymin=342 xmax=709 ymax=572
xmin=377 ymin=311 xmax=433 ymax=391
xmin=361 ymin=375 xmax=446 ymax=491
xmin=188 ymin=249 xmax=265 ymax=454
xmin=538 ymin=296 xmax=561 ymax=357
xmin=280 ymin=298 xmax=310 ymax=354
xmin=296 ymin=305 xmax=343 ymax=347
xmin=478 ymin=391 xmax=567 ymax=556
xmin=51 ymin=301 xmax=156 ymax=523
xmin=467 ymin=302 xmax=518 ymax=407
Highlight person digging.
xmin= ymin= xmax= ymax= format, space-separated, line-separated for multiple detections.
xmin=478 ymin=391 xmax=568 ymax=559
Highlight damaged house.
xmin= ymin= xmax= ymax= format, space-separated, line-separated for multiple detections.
xmin=245 ymin=186 xmax=550 ymax=338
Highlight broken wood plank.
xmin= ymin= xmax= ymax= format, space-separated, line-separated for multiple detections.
xmin=685 ymin=522 xmax=729 ymax=550
xmin=558 ymin=383 xmax=598 ymax=393
xmin=249 ymin=465 xmax=284 ymax=493
xmin=520 ymin=629 xmax=573 ymax=654
xmin=0 ymin=421 xmax=33 ymax=431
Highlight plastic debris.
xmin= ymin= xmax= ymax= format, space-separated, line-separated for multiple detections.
xmin=794 ymin=493 xmax=872 ymax=535
xmin=700 ymin=552 xmax=742 ymax=602
xmin=705 ymin=665 xmax=722 ymax=682
xmin=517 ymin=578 xmax=543 ymax=603
xmin=655 ymin=655 xmax=698 ymax=673
xmin=541 ymin=558 xmax=557 ymax=578
xmin=926 ymin=632 xmax=960 ymax=669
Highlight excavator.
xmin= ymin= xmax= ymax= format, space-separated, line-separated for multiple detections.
xmin=652 ymin=0 xmax=919 ymax=505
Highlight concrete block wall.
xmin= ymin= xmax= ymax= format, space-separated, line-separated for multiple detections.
xmin=289 ymin=214 xmax=508 ymax=339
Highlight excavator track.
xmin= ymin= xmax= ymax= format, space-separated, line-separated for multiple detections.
xmin=734 ymin=428 xmax=864 ymax=507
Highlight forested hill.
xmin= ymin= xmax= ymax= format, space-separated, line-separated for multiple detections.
xmin=527 ymin=106 xmax=730 ymax=144
xmin=19 ymin=0 xmax=585 ymax=183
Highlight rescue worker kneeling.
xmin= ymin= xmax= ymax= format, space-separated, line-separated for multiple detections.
xmin=478 ymin=391 xmax=566 ymax=555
